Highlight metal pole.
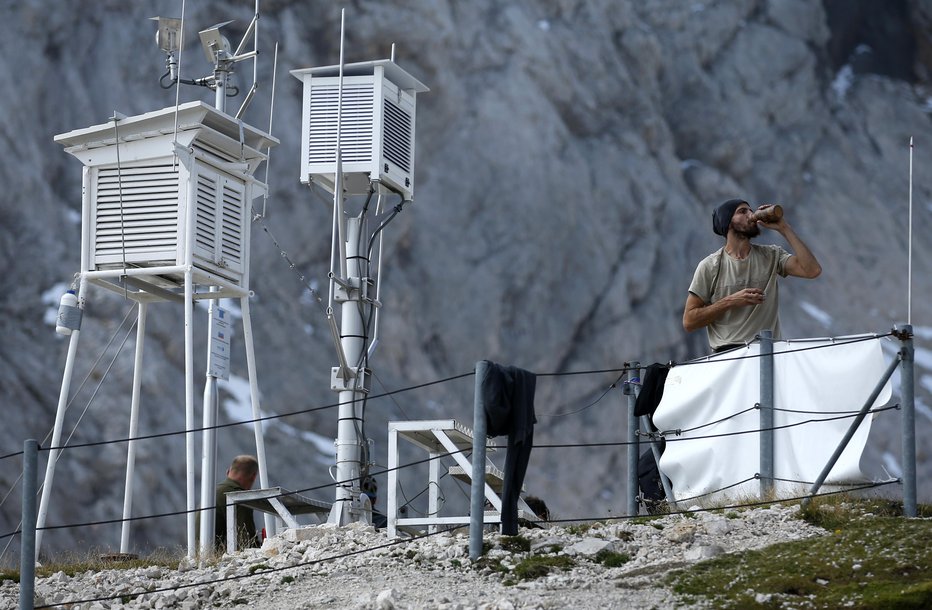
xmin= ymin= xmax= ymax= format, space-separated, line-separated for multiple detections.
xmin=899 ymin=325 xmax=916 ymax=517
xmin=199 ymin=42 xmax=228 ymax=552
xmin=759 ymin=330 xmax=774 ymax=498
xmin=639 ymin=411 xmax=676 ymax=508
xmin=120 ymin=301 xmax=147 ymax=554
xmin=199 ymin=285 xmax=220 ymax=558
xmin=214 ymin=62 xmax=226 ymax=113
xmin=20 ymin=439 xmax=37 ymax=610
xmin=35 ymin=327 xmax=81 ymax=559
xmin=328 ymin=216 xmax=368 ymax=525
xmin=623 ymin=363 xmax=639 ymax=516
xmin=198 ymin=372 xmax=218 ymax=558
xmin=184 ymin=271 xmax=197 ymax=557
xmin=242 ymin=297 xmax=274 ymax=535
xmin=802 ymin=352 xmax=902 ymax=507
xmin=470 ymin=360 xmax=490 ymax=561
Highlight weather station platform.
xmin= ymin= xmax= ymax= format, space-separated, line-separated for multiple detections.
xmin=386 ymin=419 xmax=534 ymax=538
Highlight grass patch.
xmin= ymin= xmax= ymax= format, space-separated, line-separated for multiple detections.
xmin=472 ymin=556 xmax=508 ymax=574
xmin=513 ymin=556 xmax=575 ymax=581
xmin=17 ymin=547 xmax=184 ymax=581
xmin=594 ymin=549 xmax=631 ymax=568
xmin=797 ymin=496 xmax=919 ymax=530
xmin=630 ymin=516 xmax=663 ymax=526
xmin=668 ymin=500 xmax=932 ymax=609
xmin=565 ymin=523 xmax=595 ymax=536
xmin=500 ymin=535 xmax=531 ymax=554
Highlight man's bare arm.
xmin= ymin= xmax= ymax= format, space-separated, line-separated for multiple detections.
xmin=682 ymin=289 xmax=766 ymax=332
xmin=761 ymin=217 xmax=822 ymax=279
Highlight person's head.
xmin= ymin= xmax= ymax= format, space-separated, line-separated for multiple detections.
xmin=713 ymin=199 xmax=759 ymax=239
xmin=361 ymin=475 xmax=378 ymax=506
xmin=227 ymin=455 xmax=259 ymax=490
xmin=524 ymin=495 xmax=550 ymax=521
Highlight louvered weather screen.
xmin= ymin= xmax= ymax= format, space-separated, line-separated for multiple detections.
xmin=55 ymin=101 xmax=278 ymax=295
xmin=292 ymin=60 xmax=429 ymax=200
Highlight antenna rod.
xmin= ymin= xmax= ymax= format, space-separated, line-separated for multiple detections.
xmin=908 ymin=136 xmax=913 ymax=325
xmin=172 ymin=0 xmax=188 ymax=171
xmin=260 ymin=42 xmax=278 ymax=218
xmin=253 ymin=0 xmax=259 ymax=86
xmin=334 ymin=9 xmax=348 ymax=281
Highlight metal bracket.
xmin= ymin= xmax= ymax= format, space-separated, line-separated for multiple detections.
xmin=332 ymin=276 xmax=374 ymax=303
xmin=331 ymin=366 xmax=371 ymax=393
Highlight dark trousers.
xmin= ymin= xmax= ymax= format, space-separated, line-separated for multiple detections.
xmin=500 ymin=427 xmax=534 ymax=536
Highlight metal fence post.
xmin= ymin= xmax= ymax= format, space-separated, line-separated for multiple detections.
xmin=802 ymin=353 xmax=901 ymax=507
xmin=899 ymin=325 xmax=916 ymax=517
xmin=20 ymin=439 xmax=38 ymax=610
xmin=759 ymin=330 xmax=774 ymax=498
xmin=624 ymin=362 xmax=639 ymax=516
xmin=469 ymin=361 xmax=490 ymax=561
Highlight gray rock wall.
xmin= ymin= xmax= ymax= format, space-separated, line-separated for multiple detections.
xmin=0 ymin=0 xmax=929 ymax=557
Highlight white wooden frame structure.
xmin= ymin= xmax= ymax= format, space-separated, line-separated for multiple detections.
xmin=386 ymin=419 xmax=535 ymax=538
xmin=39 ymin=102 xmax=278 ymax=558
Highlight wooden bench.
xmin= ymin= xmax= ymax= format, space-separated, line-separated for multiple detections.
xmin=224 ymin=486 xmax=332 ymax=553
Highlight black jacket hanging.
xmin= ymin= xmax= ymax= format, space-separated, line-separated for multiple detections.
xmin=634 ymin=363 xmax=669 ymax=418
xmin=478 ymin=360 xmax=536 ymax=535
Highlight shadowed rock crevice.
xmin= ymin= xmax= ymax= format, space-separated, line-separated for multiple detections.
xmin=823 ymin=0 xmax=917 ymax=82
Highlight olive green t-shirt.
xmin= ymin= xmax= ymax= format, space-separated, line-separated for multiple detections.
xmin=688 ymin=244 xmax=791 ymax=351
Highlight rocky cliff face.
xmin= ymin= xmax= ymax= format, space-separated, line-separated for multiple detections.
xmin=1 ymin=0 xmax=930 ymax=557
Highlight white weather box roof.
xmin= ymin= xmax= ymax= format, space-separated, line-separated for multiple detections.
xmin=290 ymin=59 xmax=429 ymax=93
xmin=54 ymin=101 xmax=278 ymax=163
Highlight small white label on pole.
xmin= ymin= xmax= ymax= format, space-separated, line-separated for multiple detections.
xmin=208 ymin=306 xmax=233 ymax=380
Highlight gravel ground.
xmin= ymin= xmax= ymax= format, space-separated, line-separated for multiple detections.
xmin=4 ymin=504 xmax=825 ymax=609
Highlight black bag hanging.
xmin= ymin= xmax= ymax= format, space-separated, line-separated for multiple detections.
xmin=634 ymin=363 xmax=669 ymax=417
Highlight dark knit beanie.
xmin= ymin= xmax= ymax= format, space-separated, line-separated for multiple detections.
xmin=712 ymin=199 xmax=746 ymax=236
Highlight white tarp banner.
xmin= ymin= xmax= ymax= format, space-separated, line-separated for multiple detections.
xmin=653 ymin=336 xmax=894 ymax=504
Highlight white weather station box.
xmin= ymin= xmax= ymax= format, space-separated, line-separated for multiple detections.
xmin=54 ymin=102 xmax=277 ymax=296
xmin=291 ymin=59 xmax=428 ymax=200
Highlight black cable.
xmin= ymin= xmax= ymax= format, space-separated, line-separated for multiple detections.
xmin=542 ymin=479 xmax=900 ymax=525
xmin=771 ymin=403 xmax=900 ymax=415
xmin=537 ymin=371 xmax=625 ymax=418
xmin=14 ymin=399 xmax=906 ymax=539
xmin=34 ymin=527 xmax=452 ymax=610
xmin=653 ymin=404 xmax=901 ymax=443
xmin=643 ymin=476 xmax=759 ymax=506
xmin=19 ymin=445 xmax=481 ymax=536
xmin=676 ymin=332 xmax=896 ymax=367
xmin=32 ymin=371 xmax=477 ymax=454
xmin=33 ymin=479 xmax=902 ymax=609
xmin=16 ymin=328 xmax=909 ymax=535
xmin=159 ymin=72 xmax=175 ymax=89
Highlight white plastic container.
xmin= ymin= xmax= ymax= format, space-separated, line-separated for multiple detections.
xmin=56 ymin=290 xmax=79 ymax=336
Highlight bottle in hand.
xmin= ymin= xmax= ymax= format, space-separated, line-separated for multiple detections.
xmin=752 ymin=204 xmax=783 ymax=223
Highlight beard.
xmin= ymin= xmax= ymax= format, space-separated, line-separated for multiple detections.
xmin=734 ymin=223 xmax=761 ymax=238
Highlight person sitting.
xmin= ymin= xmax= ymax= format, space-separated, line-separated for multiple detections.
xmin=215 ymin=455 xmax=260 ymax=550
